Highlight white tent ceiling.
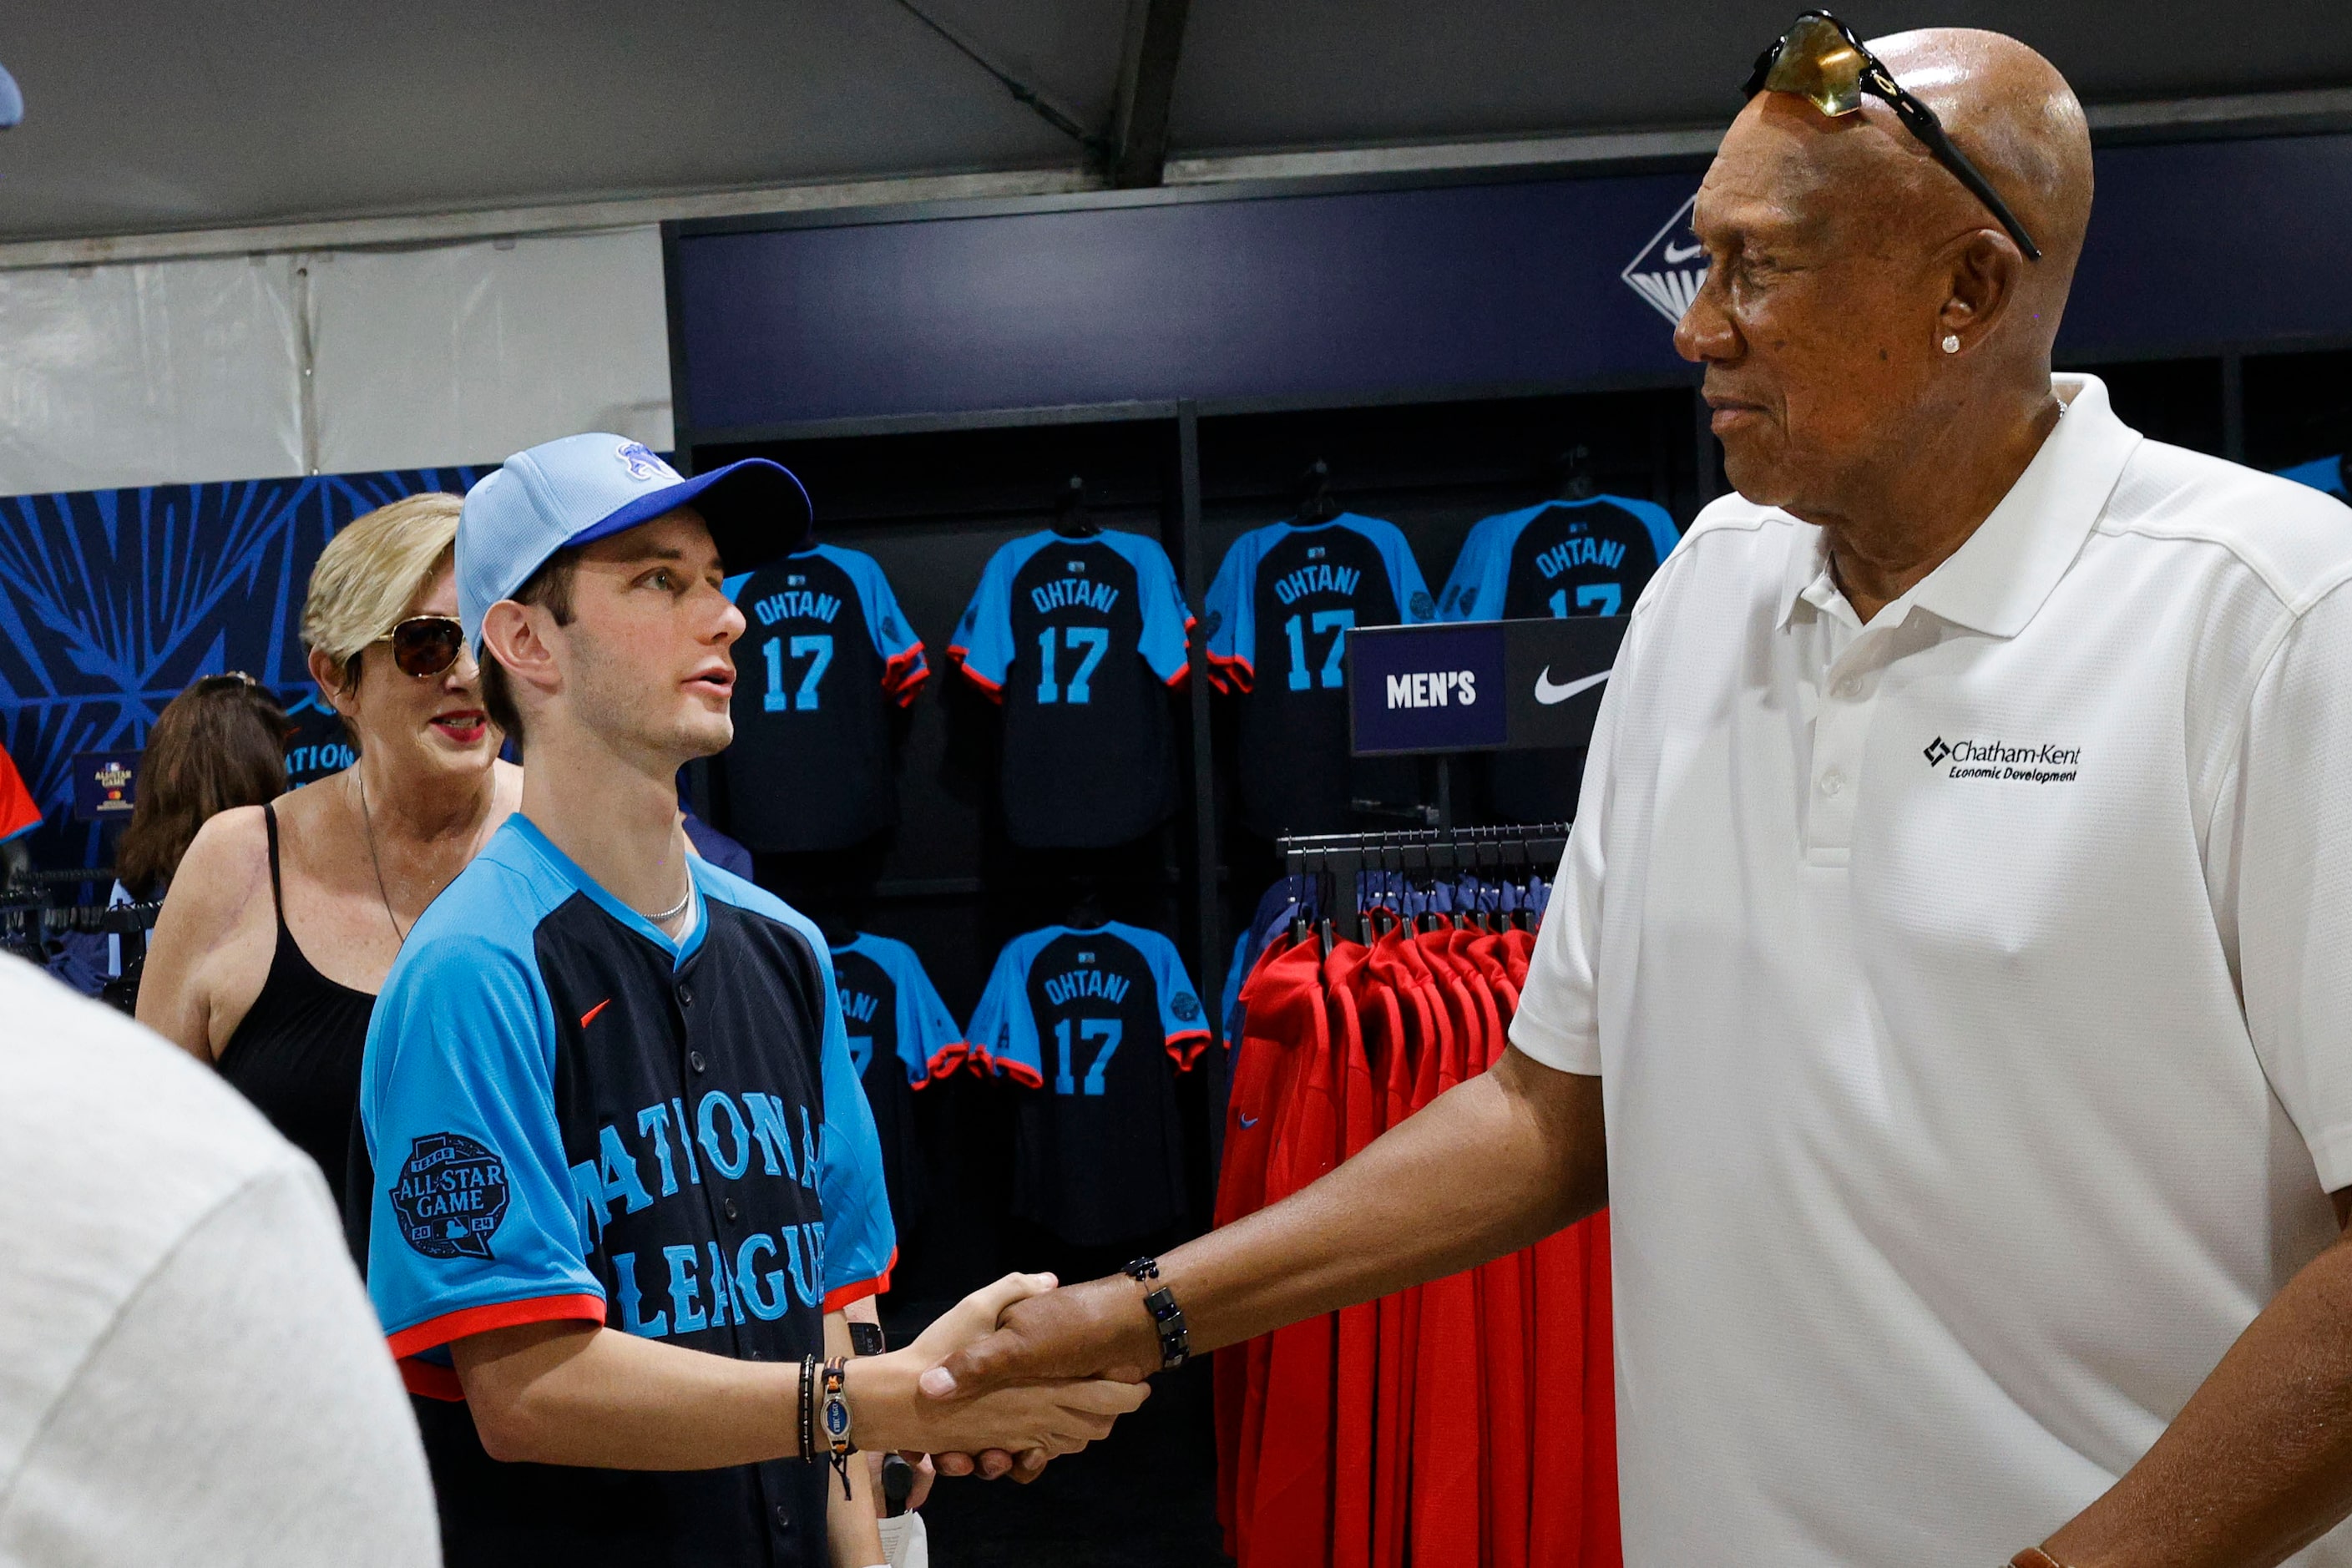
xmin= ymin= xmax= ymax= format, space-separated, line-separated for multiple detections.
xmin=0 ymin=0 xmax=2348 ymax=245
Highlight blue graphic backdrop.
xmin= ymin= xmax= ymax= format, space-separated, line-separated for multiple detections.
xmin=0 ymin=466 xmax=485 ymax=868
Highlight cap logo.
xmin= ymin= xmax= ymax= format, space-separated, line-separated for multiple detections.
xmin=616 ymin=441 xmax=674 ymax=483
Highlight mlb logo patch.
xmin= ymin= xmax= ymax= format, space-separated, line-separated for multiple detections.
xmin=1621 ymin=192 xmax=1707 ymax=326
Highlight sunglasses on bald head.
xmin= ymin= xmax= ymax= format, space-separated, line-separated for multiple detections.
xmin=1745 ymin=11 xmax=2042 ymax=261
xmin=371 ymin=615 xmax=468 ymax=679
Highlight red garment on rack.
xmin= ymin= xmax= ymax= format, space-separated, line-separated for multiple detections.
xmin=1243 ymin=939 xmax=1348 ymax=1565
xmin=1216 ymin=936 xmax=1317 ymax=1560
xmin=1215 ymin=903 xmax=1620 ymax=1568
xmin=1329 ymin=939 xmax=1383 ymax=1568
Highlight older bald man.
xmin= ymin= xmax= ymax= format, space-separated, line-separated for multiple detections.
xmin=923 ymin=20 xmax=2352 ymax=1566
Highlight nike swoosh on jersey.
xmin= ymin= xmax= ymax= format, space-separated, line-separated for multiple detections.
xmin=1534 ymin=667 xmax=1611 ymax=706
xmin=1662 ymin=240 xmax=1704 ymax=263
xmin=1237 ymin=1113 xmax=1261 ymax=1129
xmin=580 ymin=998 xmax=612 ymax=1028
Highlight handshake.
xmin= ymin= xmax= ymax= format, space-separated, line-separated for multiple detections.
xmin=850 ymin=1269 xmax=1167 ymax=1480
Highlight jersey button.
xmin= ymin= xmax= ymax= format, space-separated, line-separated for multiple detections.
xmin=723 ymin=1197 xmax=741 ymax=1222
xmin=690 ymin=1050 xmax=707 ymax=1073
xmin=679 ymin=984 xmax=694 ymax=1007
xmin=774 ymin=1505 xmax=791 ymax=1530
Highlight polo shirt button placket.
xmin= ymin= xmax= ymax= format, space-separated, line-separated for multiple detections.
xmin=1808 ymin=645 xmax=1879 ymax=860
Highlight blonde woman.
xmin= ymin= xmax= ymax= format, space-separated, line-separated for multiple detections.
xmin=140 ymin=493 xmax=521 ymax=1206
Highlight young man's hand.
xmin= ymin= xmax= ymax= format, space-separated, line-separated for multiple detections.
xmin=847 ymin=1274 xmax=1150 ymax=1464
xmin=910 ymin=1272 xmax=1161 ymax=1482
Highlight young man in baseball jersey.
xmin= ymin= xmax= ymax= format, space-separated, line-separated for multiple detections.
xmin=356 ymin=435 xmax=1146 ymax=1568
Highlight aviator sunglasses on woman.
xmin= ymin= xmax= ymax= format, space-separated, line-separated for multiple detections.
xmin=1746 ymin=10 xmax=2043 ymax=260
xmin=374 ymin=615 xmax=467 ymax=678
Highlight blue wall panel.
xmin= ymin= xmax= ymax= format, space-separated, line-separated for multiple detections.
xmin=0 ymin=468 xmax=483 ymax=866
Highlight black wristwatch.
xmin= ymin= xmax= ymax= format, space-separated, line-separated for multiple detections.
xmin=1123 ymin=1256 xmax=1191 ymax=1369
xmin=847 ymin=1320 xmax=885 ymax=1358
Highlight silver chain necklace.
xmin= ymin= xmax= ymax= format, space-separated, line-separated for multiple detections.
xmin=356 ymin=771 xmax=408 ymax=944
xmin=642 ymin=878 xmax=695 ymax=926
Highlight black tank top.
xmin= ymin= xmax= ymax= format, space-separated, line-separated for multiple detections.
xmin=217 ymin=802 xmax=377 ymax=1211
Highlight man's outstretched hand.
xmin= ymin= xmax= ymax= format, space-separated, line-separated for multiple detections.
xmin=916 ymin=1273 xmax=1161 ymax=1482
xmin=861 ymin=1272 xmax=1150 ymax=1465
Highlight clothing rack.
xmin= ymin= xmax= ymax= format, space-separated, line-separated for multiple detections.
xmin=1277 ymin=822 xmax=1571 ymax=942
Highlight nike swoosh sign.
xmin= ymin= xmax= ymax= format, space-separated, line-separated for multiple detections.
xmin=1238 ymin=1114 xmax=1260 ymax=1129
xmin=580 ymin=998 xmax=612 ymax=1028
xmin=1534 ymin=668 xmax=1611 ymax=706
xmin=1662 ymin=240 xmax=1704 ymax=264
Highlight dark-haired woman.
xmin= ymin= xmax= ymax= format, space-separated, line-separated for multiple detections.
xmin=114 ymin=673 xmax=292 ymax=903
xmin=139 ymin=493 xmax=521 ymax=1208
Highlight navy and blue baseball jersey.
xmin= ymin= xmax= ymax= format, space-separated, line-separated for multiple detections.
xmin=357 ymin=815 xmax=893 ymax=1568
xmin=949 ymin=529 xmax=1191 ymax=848
xmin=721 ymin=544 xmax=927 ymax=852
xmin=830 ymin=933 xmax=964 ymax=1236
xmin=1437 ymin=495 xmax=1680 ymax=623
xmin=969 ymin=923 xmax=1210 ymax=1246
xmin=1203 ymin=513 xmax=1434 ymax=837
xmin=1441 ymin=496 xmax=1679 ymax=825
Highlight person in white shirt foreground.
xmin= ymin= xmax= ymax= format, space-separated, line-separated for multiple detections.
xmin=917 ymin=22 xmax=2352 ymax=1568
xmin=0 ymin=953 xmax=442 ymax=1566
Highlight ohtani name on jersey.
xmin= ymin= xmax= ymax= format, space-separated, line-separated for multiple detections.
xmin=1029 ymin=577 xmax=1120 ymax=615
xmin=1535 ymin=538 xmax=1626 ymax=578
xmin=753 ymin=589 xmax=842 ymax=627
xmin=1272 ymin=564 xmax=1361 ymax=604
xmin=838 ymin=989 xmax=880 ymax=1026
xmin=1043 ymin=968 xmax=1130 ymax=1006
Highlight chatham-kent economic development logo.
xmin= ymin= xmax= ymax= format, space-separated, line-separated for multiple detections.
xmin=1923 ymin=736 xmax=2081 ymax=784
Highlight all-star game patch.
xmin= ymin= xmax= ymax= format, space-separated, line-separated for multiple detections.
xmin=390 ymin=1131 xmax=512 ymax=1260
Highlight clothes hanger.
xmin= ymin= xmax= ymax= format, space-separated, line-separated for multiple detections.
xmin=1051 ymin=474 xmax=1100 ymax=539
xmin=1292 ymin=459 xmax=1343 ymax=526
xmin=1546 ymin=443 xmax=1599 ymax=503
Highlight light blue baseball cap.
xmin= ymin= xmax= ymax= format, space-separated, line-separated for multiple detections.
xmin=457 ymin=435 xmax=812 ymax=655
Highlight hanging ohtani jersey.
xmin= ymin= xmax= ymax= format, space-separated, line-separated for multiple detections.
xmin=829 ymin=933 xmax=965 ymax=1235
xmin=355 ymin=816 xmax=893 ymax=1568
xmin=969 ymin=923 xmax=1211 ymax=1245
xmin=1441 ymin=496 xmax=1680 ymax=826
xmin=1204 ymin=514 xmax=1434 ymax=837
xmin=949 ymin=529 xmax=1192 ymax=849
xmin=1437 ymin=495 xmax=1680 ymax=623
xmin=722 ymin=544 xmax=927 ymax=853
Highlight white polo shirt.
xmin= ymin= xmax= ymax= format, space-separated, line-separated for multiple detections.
xmin=1513 ymin=374 xmax=2352 ymax=1567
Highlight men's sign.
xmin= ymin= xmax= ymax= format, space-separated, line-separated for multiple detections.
xmin=69 ymin=751 xmax=139 ymax=822
xmin=1348 ymin=616 xmax=1630 ymax=756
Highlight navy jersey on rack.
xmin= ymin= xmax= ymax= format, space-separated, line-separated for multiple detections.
xmin=1204 ymin=513 xmax=1434 ymax=837
xmin=1441 ymin=496 xmax=1680 ymax=824
xmin=721 ymin=544 xmax=927 ymax=853
xmin=969 ymin=923 xmax=1210 ymax=1246
xmin=829 ymin=933 xmax=964 ymax=1235
xmin=356 ymin=816 xmax=893 ymax=1568
xmin=949 ymin=529 xmax=1192 ymax=848
xmin=1437 ymin=495 xmax=1680 ymax=623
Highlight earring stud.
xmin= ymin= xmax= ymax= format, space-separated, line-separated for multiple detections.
xmin=1941 ymin=334 xmax=1961 ymax=354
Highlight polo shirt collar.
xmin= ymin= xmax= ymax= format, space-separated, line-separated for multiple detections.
xmin=1773 ymin=373 xmax=2142 ymax=638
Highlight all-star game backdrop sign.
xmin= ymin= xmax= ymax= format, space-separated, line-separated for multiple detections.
xmin=0 ymin=467 xmax=485 ymax=868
